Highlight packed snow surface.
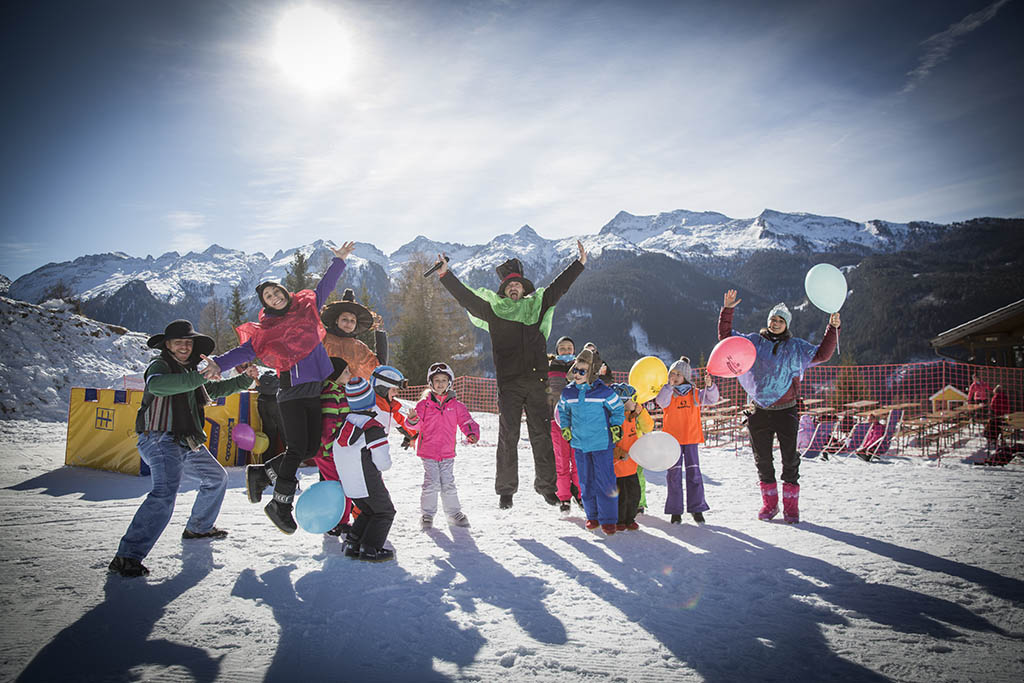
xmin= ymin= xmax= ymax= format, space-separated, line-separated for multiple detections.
xmin=2 ymin=413 xmax=1023 ymax=682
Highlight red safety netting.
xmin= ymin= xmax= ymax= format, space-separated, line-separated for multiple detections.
xmin=397 ymin=360 xmax=1023 ymax=461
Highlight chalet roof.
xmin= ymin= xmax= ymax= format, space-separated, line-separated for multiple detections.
xmin=930 ymin=299 xmax=1024 ymax=349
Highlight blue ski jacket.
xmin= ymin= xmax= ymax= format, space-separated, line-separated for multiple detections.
xmin=557 ymin=379 xmax=625 ymax=452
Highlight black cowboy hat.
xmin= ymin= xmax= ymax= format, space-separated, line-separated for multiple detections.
xmin=495 ymin=258 xmax=536 ymax=298
xmin=146 ymin=320 xmax=215 ymax=357
xmin=321 ymin=289 xmax=374 ymax=336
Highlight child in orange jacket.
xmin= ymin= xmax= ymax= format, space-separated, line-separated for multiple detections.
xmin=654 ymin=356 xmax=719 ymax=524
xmin=611 ymin=384 xmax=654 ymax=530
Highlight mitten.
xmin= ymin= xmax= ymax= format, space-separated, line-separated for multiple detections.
xmin=609 ymin=425 xmax=623 ymax=443
xmin=561 ymin=426 xmax=572 ymax=442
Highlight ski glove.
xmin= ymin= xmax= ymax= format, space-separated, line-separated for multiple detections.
xmin=561 ymin=427 xmax=572 ymax=442
xmin=609 ymin=425 xmax=623 ymax=443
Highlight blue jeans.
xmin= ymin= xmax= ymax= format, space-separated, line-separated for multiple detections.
xmin=116 ymin=433 xmax=228 ymax=560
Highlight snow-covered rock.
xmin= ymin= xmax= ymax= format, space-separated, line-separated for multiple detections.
xmin=0 ymin=296 xmax=152 ymax=421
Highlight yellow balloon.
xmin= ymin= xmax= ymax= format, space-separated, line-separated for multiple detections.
xmin=252 ymin=431 xmax=270 ymax=455
xmin=628 ymin=356 xmax=668 ymax=403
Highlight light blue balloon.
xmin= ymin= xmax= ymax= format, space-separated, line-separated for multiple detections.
xmin=804 ymin=263 xmax=847 ymax=313
xmin=295 ymin=480 xmax=346 ymax=534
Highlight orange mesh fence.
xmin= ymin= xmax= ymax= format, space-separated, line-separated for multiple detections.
xmin=397 ymin=361 xmax=1023 ymax=459
xmin=399 ymin=361 xmax=1023 ymax=415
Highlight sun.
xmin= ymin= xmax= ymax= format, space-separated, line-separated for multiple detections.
xmin=271 ymin=5 xmax=351 ymax=95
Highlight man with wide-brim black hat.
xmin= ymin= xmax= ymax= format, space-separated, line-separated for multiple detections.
xmin=108 ymin=320 xmax=259 ymax=577
xmin=433 ymin=240 xmax=587 ymax=510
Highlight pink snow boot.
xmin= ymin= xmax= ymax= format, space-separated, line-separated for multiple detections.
xmin=782 ymin=483 xmax=800 ymax=524
xmin=758 ymin=482 xmax=779 ymax=521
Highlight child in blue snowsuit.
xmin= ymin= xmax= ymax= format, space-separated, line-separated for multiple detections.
xmin=557 ymin=348 xmax=625 ymax=535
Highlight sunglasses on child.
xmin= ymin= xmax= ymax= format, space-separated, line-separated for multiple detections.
xmin=571 ymin=367 xmax=588 ymax=375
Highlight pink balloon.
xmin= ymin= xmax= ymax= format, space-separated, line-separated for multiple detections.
xmin=707 ymin=336 xmax=756 ymax=378
xmin=232 ymin=422 xmax=256 ymax=451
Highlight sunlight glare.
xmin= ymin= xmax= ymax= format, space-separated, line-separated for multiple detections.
xmin=272 ymin=5 xmax=351 ymax=95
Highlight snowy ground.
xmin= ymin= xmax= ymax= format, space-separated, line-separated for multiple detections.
xmin=2 ymin=413 xmax=1023 ymax=683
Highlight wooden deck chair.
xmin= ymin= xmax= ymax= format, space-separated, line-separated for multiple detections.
xmin=801 ymin=419 xmax=837 ymax=459
xmin=858 ymin=410 xmax=904 ymax=461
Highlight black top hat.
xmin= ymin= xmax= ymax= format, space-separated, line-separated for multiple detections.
xmin=321 ymin=289 xmax=374 ymax=337
xmin=495 ymin=258 xmax=536 ymax=298
xmin=146 ymin=320 xmax=215 ymax=357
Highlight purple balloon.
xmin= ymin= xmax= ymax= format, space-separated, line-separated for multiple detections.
xmin=232 ymin=423 xmax=256 ymax=451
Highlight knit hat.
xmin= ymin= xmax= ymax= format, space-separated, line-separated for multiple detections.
xmin=767 ymin=303 xmax=792 ymax=329
xmin=669 ymin=356 xmax=693 ymax=382
xmin=555 ymin=336 xmax=575 ymax=352
xmin=345 ymin=377 xmax=375 ymax=411
xmin=570 ymin=349 xmax=597 ymax=384
xmin=327 ymin=356 xmax=349 ymax=383
xmin=255 ymin=281 xmax=292 ymax=315
xmin=321 ymin=289 xmax=374 ymax=337
xmin=495 ymin=258 xmax=536 ymax=298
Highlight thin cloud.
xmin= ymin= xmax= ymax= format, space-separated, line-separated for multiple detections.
xmin=164 ymin=211 xmax=209 ymax=253
xmin=902 ymin=0 xmax=1013 ymax=93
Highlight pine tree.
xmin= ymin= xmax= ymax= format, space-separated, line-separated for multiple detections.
xmin=199 ymin=295 xmax=237 ymax=354
xmin=388 ymin=254 xmax=478 ymax=386
xmin=284 ymin=251 xmax=313 ymax=293
xmin=228 ymin=286 xmax=246 ymax=328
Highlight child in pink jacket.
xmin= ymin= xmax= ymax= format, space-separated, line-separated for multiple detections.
xmin=406 ymin=362 xmax=480 ymax=529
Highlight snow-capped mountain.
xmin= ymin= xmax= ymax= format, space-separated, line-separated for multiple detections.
xmin=0 ymin=296 xmax=153 ymax=421
xmin=6 ymin=206 xmax=952 ymax=338
xmin=598 ymin=208 xmax=935 ymax=259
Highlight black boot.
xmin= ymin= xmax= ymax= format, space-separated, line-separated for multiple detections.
xmin=246 ymin=464 xmax=273 ymax=504
xmin=542 ymin=491 xmax=561 ymax=506
xmin=341 ymin=533 xmax=361 ymax=558
xmin=691 ymin=512 xmax=705 ymax=525
xmin=326 ymin=522 xmax=351 ymax=537
xmin=670 ymin=514 xmax=682 ymax=524
xmin=108 ymin=556 xmax=150 ymax=577
xmin=264 ymin=480 xmax=297 ymax=534
xmin=499 ymin=494 xmax=513 ymax=509
xmin=359 ymin=546 xmax=396 ymax=562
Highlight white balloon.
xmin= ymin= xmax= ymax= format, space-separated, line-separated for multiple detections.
xmin=628 ymin=431 xmax=681 ymax=472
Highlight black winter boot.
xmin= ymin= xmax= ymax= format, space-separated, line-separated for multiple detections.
xmin=341 ymin=533 xmax=361 ymax=558
xmin=246 ymin=464 xmax=274 ymax=504
xmin=264 ymin=480 xmax=297 ymax=534
xmin=108 ymin=556 xmax=150 ymax=577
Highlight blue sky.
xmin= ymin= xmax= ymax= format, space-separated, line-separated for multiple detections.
xmin=1 ymin=0 xmax=1021 ymax=280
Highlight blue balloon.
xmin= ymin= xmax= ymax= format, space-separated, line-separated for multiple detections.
xmin=804 ymin=263 xmax=847 ymax=313
xmin=295 ymin=480 xmax=346 ymax=534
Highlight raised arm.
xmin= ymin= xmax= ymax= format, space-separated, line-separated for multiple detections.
xmin=811 ymin=313 xmax=841 ymax=365
xmin=439 ymin=268 xmax=495 ymax=321
xmin=540 ymin=241 xmax=586 ymax=309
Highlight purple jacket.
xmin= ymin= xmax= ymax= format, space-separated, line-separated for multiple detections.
xmin=214 ymin=257 xmax=346 ymax=385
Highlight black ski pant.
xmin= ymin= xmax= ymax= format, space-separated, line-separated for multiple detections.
xmin=350 ymin=449 xmax=396 ymax=551
xmin=265 ymin=396 xmax=321 ymax=500
xmin=617 ymin=473 xmax=641 ymax=526
xmin=495 ymin=374 xmax=557 ymax=497
xmin=257 ymin=395 xmax=284 ymax=459
xmin=746 ymin=405 xmax=800 ymax=485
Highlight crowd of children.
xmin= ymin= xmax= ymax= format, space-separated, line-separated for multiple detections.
xmin=111 ymin=238 xmax=849 ymax=576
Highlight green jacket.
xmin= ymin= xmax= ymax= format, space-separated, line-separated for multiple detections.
xmin=138 ymin=358 xmax=254 ymax=436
